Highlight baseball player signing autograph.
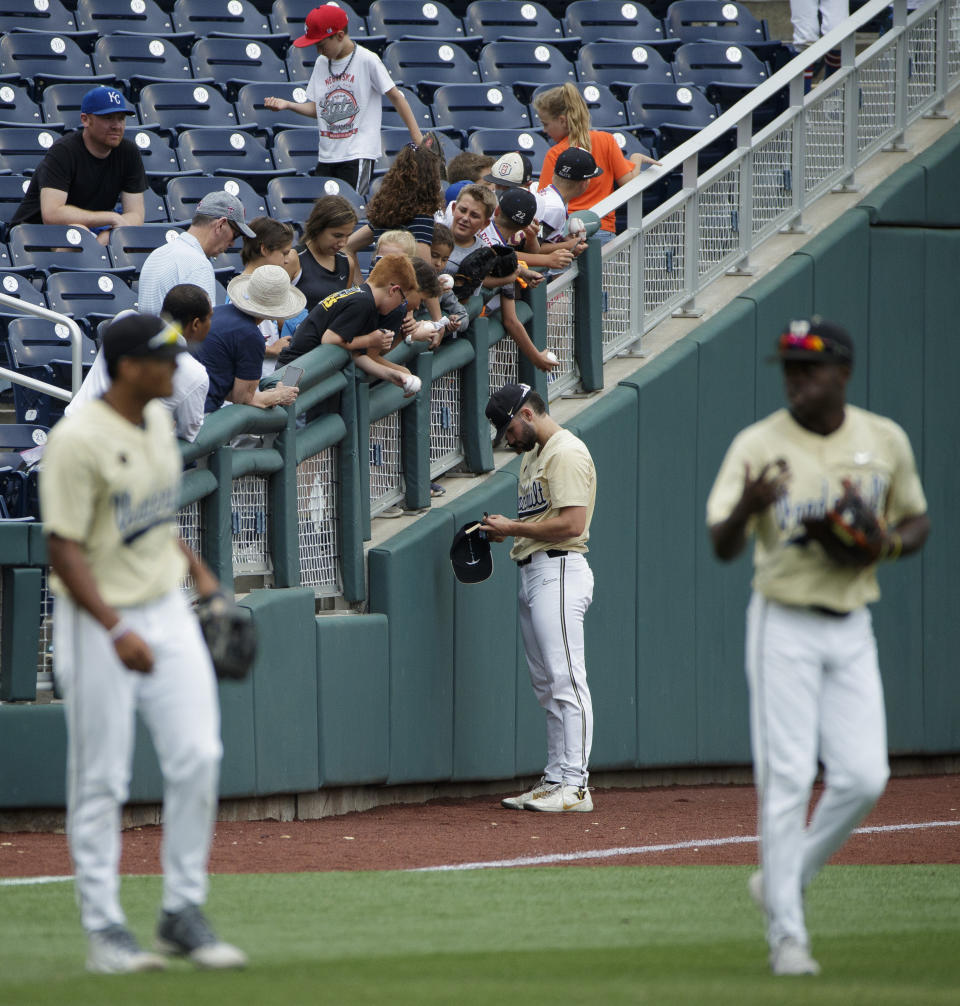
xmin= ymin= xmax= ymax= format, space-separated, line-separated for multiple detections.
xmin=40 ymin=314 xmax=246 ymax=975
xmin=483 ymin=384 xmax=597 ymax=813
xmin=706 ymin=318 xmax=930 ymax=977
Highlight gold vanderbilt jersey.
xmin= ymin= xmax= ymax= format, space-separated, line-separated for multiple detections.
xmin=40 ymin=399 xmax=187 ymax=606
xmin=511 ymin=429 xmax=597 ymax=563
xmin=706 ymin=405 xmax=927 ymax=611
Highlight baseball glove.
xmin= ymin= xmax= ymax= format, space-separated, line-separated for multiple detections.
xmin=801 ymin=478 xmax=886 ymax=567
xmin=488 ymin=244 xmax=519 ymax=279
xmin=451 ymin=246 xmax=496 ymax=302
xmin=195 ymin=592 xmax=257 ymax=681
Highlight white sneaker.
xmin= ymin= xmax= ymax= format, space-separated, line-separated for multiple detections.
xmin=770 ymin=936 xmax=821 ymax=976
xmin=87 ymin=925 xmax=167 ymax=974
xmin=748 ymin=870 xmax=764 ymax=910
xmin=524 ymin=783 xmax=593 ymax=812
xmin=501 ymin=777 xmax=556 ymax=810
xmin=156 ymin=905 xmax=247 ymax=970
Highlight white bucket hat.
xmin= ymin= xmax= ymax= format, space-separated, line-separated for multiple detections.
xmin=227 ymin=264 xmax=306 ymax=320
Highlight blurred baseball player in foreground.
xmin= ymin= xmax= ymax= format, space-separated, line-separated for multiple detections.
xmin=483 ymin=384 xmax=597 ymax=812
xmin=40 ymin=314 xmax=246 ymax=974
xmin=706 ymin=318 xmax=930 ymax=976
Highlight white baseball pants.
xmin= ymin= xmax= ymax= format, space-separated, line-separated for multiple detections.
xmin=746 ymin=594 xmax=889 ymax=951
xmin=54 ymin=590 xmax=223 ymax=933
xmin=791 ymin=0 xmax=850 ymax=48
xmin=518 ymin=552 xmax=594 ymax=788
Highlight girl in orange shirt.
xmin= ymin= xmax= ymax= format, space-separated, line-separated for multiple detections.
xmin=534 ymin=83 xmax=658 ymax=236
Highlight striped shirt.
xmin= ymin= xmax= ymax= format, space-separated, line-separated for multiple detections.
xmin=138 ymin=231 xmax=216 ymax=314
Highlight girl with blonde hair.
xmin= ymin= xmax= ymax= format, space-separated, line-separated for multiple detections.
xmin=533 ymin=83 xmax=658 ymax=238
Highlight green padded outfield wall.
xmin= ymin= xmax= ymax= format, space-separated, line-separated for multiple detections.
xmin=3 ymin=144 xmax=960 ymax=811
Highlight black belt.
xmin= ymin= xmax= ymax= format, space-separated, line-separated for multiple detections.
xmin=517 ymin=549 xmax=568 ymax=566
xmin=809 ymin=605 xmax=851 ymax=619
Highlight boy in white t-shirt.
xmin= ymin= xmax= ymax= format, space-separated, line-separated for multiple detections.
xmin=264 ymin=5 xmax=422 ymax=197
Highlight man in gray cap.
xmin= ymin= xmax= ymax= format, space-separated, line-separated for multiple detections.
xmin=138 ymin=190 xmax=256 ymax=314
xmin=12 ymin=85 xmax=147 ymax=245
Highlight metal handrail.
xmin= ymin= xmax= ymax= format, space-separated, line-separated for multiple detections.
xmin=591 ymin=0 xmax=921 ymax=221
xmin=0 ymin=292 xmax=85 ymax=402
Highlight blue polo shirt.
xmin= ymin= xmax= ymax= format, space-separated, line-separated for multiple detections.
xmin=197 ymin=304 xmax=265 ymax=412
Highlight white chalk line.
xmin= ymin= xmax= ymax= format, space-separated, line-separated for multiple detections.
xmin=1 ymin=819 xmax=957 ymax=884
xmin=413 ymin=819 xmax=960 ymax=872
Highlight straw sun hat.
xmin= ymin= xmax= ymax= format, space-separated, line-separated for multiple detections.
xmin=227 ymin=264 xmax=306 ymax=320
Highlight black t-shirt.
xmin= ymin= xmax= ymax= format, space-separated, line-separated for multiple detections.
xmin=295 ymin=248 xmax=352 ymax=314
xmin=277 ymin=284 xmax=382 ymax=366
xmin=12 ymin=129 xmax=148 ymax=227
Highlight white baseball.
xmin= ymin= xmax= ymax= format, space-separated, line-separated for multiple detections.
xmin=545 ymin=351 xmax=559 ymax=365
xmin=567 ymin=216 xmax=586 ymax=238
xmin=438 ymin=273 xmax=454 ymax=291
xmin=403 ymin=374 xmax=422 ymax=394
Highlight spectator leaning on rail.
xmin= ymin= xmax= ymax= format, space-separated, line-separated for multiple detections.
xmin=65 ymin=285 xmax=214 ymax=443
xmin=197 ymin=265 xmax=305 ymax=413
xmin=11 ymin=86 xmax=147 ymax=247
xmin=138 ymin=191 xmax=255 ymax=315
xmin=263 ymin=4 xmax=423 ymax=199
xmin=296 ymin=194 xmax=361 ymax=314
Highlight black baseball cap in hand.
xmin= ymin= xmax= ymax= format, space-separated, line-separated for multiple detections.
xmin=486 ymin=382 xmax=531 ymax=447
xmin=450 ymin=521 xmax=493 ymax=583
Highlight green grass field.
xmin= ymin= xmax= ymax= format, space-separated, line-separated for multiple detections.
xmin=1 ymin=865 xmax=957 ymax=1005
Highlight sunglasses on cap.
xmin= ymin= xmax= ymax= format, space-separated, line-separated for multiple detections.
xmin=778 ymin=331 xmax=851 ymax=358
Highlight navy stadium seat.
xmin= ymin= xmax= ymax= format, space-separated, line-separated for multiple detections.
xmin=272 ymin=128 xmax=320 ymax=174
xmin=466 ymin=128 xmax=550 ymax=172
xmin=578 ymin=41 xmax=675 ymax=96
xmin=0 ymin=127 xmax=67 ymax=176
xmin=367 ymin=1 xmax=466 ymax=43
xmin=381 ymin=86 xmax=434 ymax=133
xmin=190 ymin=37 xmax=290 ymax=101
xmin=236 ymin=82 xmax=312 ymax=133
xmin=664 ymin=2 xmax=768 ymax=45
xmin=381 ymin=40 xmax=479 ymax=100
xmin=464 ymin=2 xmax=565 ymax=45
xmin=8 ymin=224 xmax=112 ymax=277
xmin=564 ymin=1 xmax=667 ymax=45
xmin=0 ymin=271 xmax=46 ymax=330
xmin=125 ymin=127 xmax=183 ymax=181
xmin=0 ymin=175 xmax=29 ymax=240
xmin=0 ymin=0 xmax=87 ymax=41
xmin=0 ymin=33 xmax=112 ymax=100
xmin=44 ymin=271 xmax=138 ymax=332
xmin=531 ymin=81 xmax=627 ymax=129
xmin=40 ymin=82 xmax=102 ymax=127
xmin=175 ymin=128 xmax=283 ymax=193
xmin=373 ymin=126 xmax=460 ymax=175
xmin=172 ymin=0 xmax=278 ymax=40
xmin=164 ymin=177 xmax=267 ymax=226
xmin=92 ymin=35 xmax=195 ymax=99
xmin=140 ymin=184 xmax=171 ymax=222
xmin=284 ymin=41 xmax=318 ymax=83
xmin=624 ymin=81 xmax=724 ymax=159
xmin=477 ymin=42 xmax=577 ymax=100
xmin=267 ymin=175 xmax=365 ymax=223
xmin=432 ymin=83 xmax=531 ymax=137
xmin=671 ymin=40 xmax=773 ymax=114
xmin=138 ymin=81 xmax=240 ymax=133
xmin=74 ymin=0 xmax=179 ymax=39
xmin=107 ymin=223 xmax=181 ymax=271
xmin=0 ymin=84 xmax=43 ymax=128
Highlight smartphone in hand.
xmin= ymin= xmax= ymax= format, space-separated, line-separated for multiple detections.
xmin=280 ymin=365 xmax=304 ymax=388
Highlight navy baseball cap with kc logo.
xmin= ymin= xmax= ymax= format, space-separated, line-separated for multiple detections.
xmin=80 ymin=86 xmax=135 ymax=116
xmin=486 ymin=382 xmax=532 ymax=447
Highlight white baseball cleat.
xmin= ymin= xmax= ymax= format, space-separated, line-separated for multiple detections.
xmin=501 ymin=777 xmax=556 ymax=810
xmin=748 ymin=869 xmax=764 ymax=910
xmin=156 ymin=905 xmax=247 ymax=970
xmin=524 ymin=783 xmax=593 ymax=813
xmin=769 ymin=936 xmax=821 ymax=976
xmin=86 ymin=924 xmax=168 ymax=974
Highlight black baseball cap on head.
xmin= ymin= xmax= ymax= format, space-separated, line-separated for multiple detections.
xmin=449 ymin=522 xmax=493 ymax=584
xmin=498 ymin=188 xmax=537 ymax=228
xmin=770 ymin=317 xmax=854 ymax=365
xmin=102 ymin=313 xmax=186 ymax=370
xmin=555 ymin=146 xmax=602 ymax=181
xmin=486 ymin=382 xmax=531 ymax=447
